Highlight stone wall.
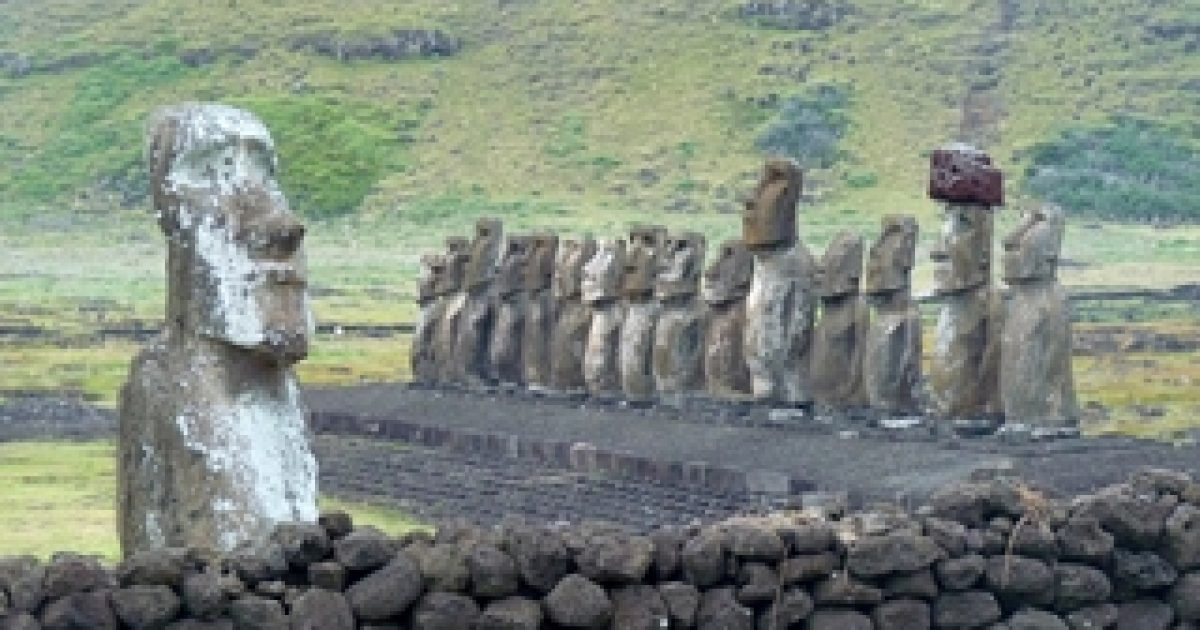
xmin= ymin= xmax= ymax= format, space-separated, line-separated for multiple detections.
xmin=3 ymin=470 xmax=1199 ymax=628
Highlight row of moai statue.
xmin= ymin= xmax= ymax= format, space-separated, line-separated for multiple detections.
xmin=412 ymin=146 xmax=1076 ymax=427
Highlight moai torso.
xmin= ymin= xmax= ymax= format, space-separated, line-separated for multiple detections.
xmin=490 ymin=235 xmax=531 ymax=387
xmin=1000 ymin=206 xmax=1076 ymax=427
xmin=433 ymin=237 xmax=470 ymax=384
xmin=549 ymin=237 xmax=597 ymax=394
xmin=455 ymin=218 xmax=503 ymax=387
xmin=619 ymin=225 xmax=666 ymax=403
xmin=811 ymin=232 xmax=869 ymax=410
xmin=863 ymin=216 xmax=922 ymax=415
xmin=582 ymin=239 xmax=626 ymax=398
xmin=702 ymin=240 xmax=754 ymax=400
xmin=522 ymin=232 xmax=560 ymax=391
xmin=412 ymin=254 xmax=439 ymax=384
xmin=119 ymin=104 xmax=317 ymax=556
xmin=927 ymin=144 xmax=1003 ymax=419
xmin=742 ymin=159 xmax=817 ymax=406
xmin=652 ymin=232 xmax=707 ymax=401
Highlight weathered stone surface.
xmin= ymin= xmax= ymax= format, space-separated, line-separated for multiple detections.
xmin=412 ymin=253 xmax=439 ymax=384
xmin=611 ymin=584 xmax=669 ymax=630
xmin=886 ymin=568 xmax=940 ymax=599
xmin=701 ymin=239 xmax=753 ymax=400
xmin=504 ymin=526 xmax=570 ymax=593
xmin=227 ymin=595 xmax=285 ymax=630
xmin=742 ymin=158 xmax=801 ymax=249
xmin=549 ymin=238 xmax=597 ymax=394
xmin=681 ymin=530 xmax=727 ymax=588
xmin=1007 ymin=609 xmax=1068 ymax=630
xmin=40 ymin=590 xmax=117 ymax=630
xmin=807 ymin=609 xmax=873 ymax=630
xmin=332 ymin=527 xmax=392 ymax=572
xmin=728 ymin=523 xmax=785 ymax=562
xmin=181 ymin=570 xmax=227 ymax=620
xmin=305 ymin=562 xmax=345 ymax=592
xmin=2 ymin=613 xmax=40 ymax=630
xmin=814 ymin=575 xmax=884 ymax=607
xmin=985 ymin=555 xmax=1055 ymax=608
xmin=736 ymin=563 xmax=778 ymax=604
xmin=1065 ymin=603 xmax=1117 ymax=630
xmin=466 ymin=544 xmax=519 ymax=598
xmin=345 ymin=555 xmax=423 ymax=622
xmin=1054 ymin=564 xmax=1112 ymax=611
xmin=522 ymin=232 xmax=559 ymax=390
xmin=658 ymin=582 xmax=699 ymax=628
xmin=0 ymin=557 xmax=45 ymax=613
xmin=780 ymin=553 xmax=839 ymax=585
xmin=454 ymin=218 xmax=503 ymax=386
xmin=696 ymin=587 xmax=753 ymax=630
xmin=544 ymin=574 xmax=612 ymax=629
xmin=120 ymin=103 xmax=318 ymax=556
xmin=490 ymin=235 xmax=531 ymax=386
xmin=581 ymin=239 xmax=626 ymax=397
xmin=272 ymin=522 xmax=329 ymax=569
xmin=577 ymin=533 xmax=654 ymax=585
xmin=653 ymin=232 xmax=706 ymax=399
xmin=929 ymin=143 xmax=1004 ymax=206
xmin=1001 ymin=205 xmax=1076 ymax=427
xmin=418 ymin=544 xmax=469 ymax=593
xmin=431 ymin=237 xmax=470 ymax=384
xmin=938 ymin=555 xmax=987 ymax=591
xmin=620 ymin=224 xmax=665 ymax=403
xmin=848 ymin=533 xmax=947 ymax=578
xmin=1112 ymin=549 xmax=1177 ymax=593
xmin=1167 ymin=506 xmax=1200 ymax=571
xmin=411 ymin=591 xmax=480 ymax=630
xmin=934 ymin=590 xmax=1002 ymax=628
xmin=1072 ymin=488 xmax=1172 ymax=551
xmin=112 ymin=585 xmax=181 ymax=629
xmin=1115 ymin=599 xmax=1174 ymax=630
xmin=874 ymin=598 xmax=931 ymax=630
xmin=43 ymin=554 xmax=110 ymax=599
xmin=1056 ymin=516 xmax=1114 ymax=565
xmin=863 ymin=215 xmax=922 ymax=414
xmin=1171 ymin=572 xmax=1200 ymax=622
xmin=117 ymin=549 xmax=188 ymax=589
xmin=477 ymin=596 xmax=542 ymax=630
xmin=812 ymin=231 xmax=869 ymax=409
xmin=288 ymin=589 xmax=354 ymax=630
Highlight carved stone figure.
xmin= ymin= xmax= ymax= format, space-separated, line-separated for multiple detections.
xmin=927 ymin=143 xmax=1003 ymax=419
xmin=811 ymin=232 xmax=869 ymax=409
xmin=411 ymin=253 xmax=440 ymax=384
xmin=702 ymin=239 xmax=754 ymax=400
xmin=522 ymin=232 xmax=560 ymax=392
xmin=549 ymin=237 xmax=597 ymax=395
xmin=863 ymin=216 xmax=922 ymax=415
xmin=620 ymin=224 xmax=666 ymax=404
xmin=582 ymin=239 xmax=626 ymax=398
xmin=490 ymin=235 xmax=531 ymax=387
xmin=742 ymin=159 xmax=817 ymax=407
xmin=1000 ymin=205 xmax=1076 ymax=427
xmin=433 ymin=236 xmax=470 ymax=384
xmin=454 ymin=218 xmax=503 ymax=387
xmin=119 ymin=103 xmax=317 ymax=556
xmin=652 ymin=232 xmax=707 ymax=400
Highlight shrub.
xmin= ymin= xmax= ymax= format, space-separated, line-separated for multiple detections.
xmin=755 ymin=83 xmax=852 ymax=170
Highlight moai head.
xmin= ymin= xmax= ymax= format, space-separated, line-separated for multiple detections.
xmin=928 ymin=143 xmax=1003 ymax=206
xmin=524 ymin=232 xmax=560 ymax=292
xmin=702 ymin=239 xmax=754 ymax=306
xmin=1002 ymin=205 xmax=1065 ymax=283
xmin=418 ymin=253 xmax=438 ymax=306
xmin=495 ymin=235 xmax=532 ymax=298
xmin=433 ymin=237 xmax=469 ymax=297
xmin=463 ymin=218 xmax=503 ymax=291
xmin=656 ymin=232 xmax=707 ymax=301
xmin=816 ymin=232 xmax=864 ymax=299
xmin=622 ymin=224 xmax=666 ymax=299
xmin=147 ymin=103 xmax=312 ymax=364
xmin=581 ymin=239 xmax=626 ymax=305
xmin=864 ymin=215 xmax=918 ymax=298
xmin=553 ymin=237 xmax=598 ymax=300
xmin=743 ymin=158 xmax=802 ymax=250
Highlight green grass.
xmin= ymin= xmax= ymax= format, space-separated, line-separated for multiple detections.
xmin=0 ymin=441 xmax=428 ymax=560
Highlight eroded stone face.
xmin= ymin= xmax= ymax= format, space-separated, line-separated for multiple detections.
xmin=742 ymin=158 xmax=801 ymax=250
xmin=120 ymin=103 xmax=317 ymax=557
xmin=702 ymin=240 xmax=753 ymax=307
xmin=523 ymin=233 xmax=560 ymax=389
xmin=550 ymin=238 xmax=598 ymax=393
xmin=463 ymin=218 xmax=503 ymax=291
xmin=702 ymin=240 xmax=753 ymax=399
xmin=455 ymin=220 xmax=504 ymax=386
xmin=862 ymin=217 xmax=922 ymax=414
xmin=811 ymin=232 xmax=868 ymax=409
xmin=622 ymin=225 xmax=665 ymax=300
xmin=582 ymin=239 xmax=627 ymax=396
xmin=652 ymin=233 xmax=707 ymax=398
xmin=930 ymin=203 xmax=993 ymax=295
xmin=491 ymin=235 xmax=531 ymax=386
xmin=582 ymin=238 xmax=625 ymax=305
xmin=864 ymin=215 xmax=918 ymax=298
xmin=655 ymin=232 xmax=706 ymax=302
xmin=816 ymin=232 xmax=864 ymax=299
xmin=434 ymin=237 xmax=470 ymax=383
xmin=1002 ymin=205 xmax=1064 ymax=283
xmin=412 ymin=253 xmax=440 ymax=384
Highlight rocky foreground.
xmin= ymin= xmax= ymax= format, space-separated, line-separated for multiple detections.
xmin=3 ymin=469 xmax=1200 ymax=629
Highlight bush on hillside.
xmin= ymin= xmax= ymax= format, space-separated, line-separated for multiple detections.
xmin=755 ymin=83 xmax=851 ymax=170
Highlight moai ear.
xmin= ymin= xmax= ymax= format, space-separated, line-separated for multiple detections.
xmin=147 ymin=114 xmax=183 ymax=236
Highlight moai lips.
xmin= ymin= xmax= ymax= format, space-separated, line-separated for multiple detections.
xmin=523 ymin=232 xmax=560 ymax=390
xmin=742 ymin=158 xmax=802 ymax=250
xmin=929 ymin=143 xmax=1003 ymax=206
xmin=491 ymin=235 xmax=532 ymax=386
xmin=862 ymin=216 xmax=922 ymax=415
xmin=702 ymin=240 xmax=754 ymax=400
xmin=582 ymin=239 xmax=626 ymax=397
xmin=621 ymin=225 xmax=666 ymax=403
xmin=811 ymin=232 xmax=869 ymax=409
xmin=550 ymin=237 xmax=598 ymax=394
xmin=653 ymin=232 xmax=707 ymax=399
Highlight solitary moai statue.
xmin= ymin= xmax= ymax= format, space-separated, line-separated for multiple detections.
xmin=862 ymin=216 xmax=922 ymax=415
xmin=549 ymin=237 xmax=597 ymax=395
xmin=433 ymin=236 xmax=470 ymax=384
xmin=652 ymin=232 xmax=707 ymax=401
xmin=702 ymin=239 xmax=754 ymax=400
xmin=582 ymin=239 xmax=626 ymax=398
xmin=411 ymin=253 xmax=440 ymax=384
xmin=490 ymin=235 xmax=531 ymax=387
xmin=742 ymin=159 xmax=818 ymax=407
xmin=1000 ymin=205 xmax=1077 ymax=427
xmin=119 ymin=103 xmax=317 ymax=556
xmin=620 ymin=224 xmax=666 ymax=404
xmin=927 ymin=143 xmax=1003 ymax=419
xmin=522 ymin=232 xmax=560 ymax=392
xmin=811 ymin=232 xmax=870 ymax=410
xmin=455 ymin=218 xmax=503 ymax=387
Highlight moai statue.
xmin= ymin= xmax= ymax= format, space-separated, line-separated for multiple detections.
xmin=432 ymin=236 xmax=470 ymax=384
xmin=742 ymin=159 xmax=818 ymax=408
xmin=549 ymin=236 xmax=597 ymax=395
xmin=582 ymin=239 xmax=626 ymax=398
xmin=862 ymin=216 xmax=922 ymax=415
xmin=927 ymin=143 xmax=1004 ymax=420
xmin=490 ymin=234 xmax=531 ymax=387
xmin=454 ymin=218 xmax=503 ymax=387
xmin=1000 ymin=205 xmax=1077 ymax=427
xmin=411 ymin=253 xmax=440 ymax=384
xmin=652 ymin=232 xmax=707 ymax=402
xmin=522 ymin=232 xmax=560 ymax=392
xmin=811 ymin=232 xmax=870 ymax=410
xmin=119 ymin=103 xmax=317 ymax=556
xmin=620 ymin=224 xmax=666 ymax=405
xmin=702 ymin=240 xmax=754 ymax=400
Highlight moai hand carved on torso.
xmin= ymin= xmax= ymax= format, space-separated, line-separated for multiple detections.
xmin=119 ymin=103 xmax=318 ymax=556
xmin=927 ymin=143 xmax=1003 ymax=420
xmin=620 ymin=224 xmax=666 ymax=404
xmin=549 ymin=237 xmax=597 ymax=394
xmin=490 ymin=235 xmax=531 ymax=386
xmin=702 ymin=239 xmax=754 ymax=400
xmin=742 ymin=159 xmax=817 ymax=407
xmin=454 ymin=218 xmax=503 ymax=387
xmin=433 ymin=237 xmax=470 ymax=384
xmin=582 ymin=239 xmax=626 ymax=398
xmin=522 ymin=232 xmax=560 ymax=391
xmin=811 ymin=232 xmax=870 ymax=410
xmin=652 ymin=232 xmax=707 ymax=401
xmin=412 ymin=253 xmax=440 ymax=384
xmin=863 ymin=216 xmax=922 ymax=415
xmin=1001 ymin=205 xmax=1076 ymax=427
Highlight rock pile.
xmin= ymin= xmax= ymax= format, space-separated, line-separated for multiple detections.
xmin=4 ymin=469 xmax=1200 ymax=628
